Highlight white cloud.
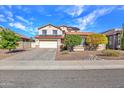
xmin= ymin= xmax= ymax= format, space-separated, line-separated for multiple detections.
xmin=0 ymin=11 xmax=14 ymax=22
xmin=76 ymin=8 xmax=114 ymax=30
xmin=9 ymin=23 xmax=13 ymax=27
xmin=0 ymin=6 xmax=13 ymax=17
xmin=23 ymin=7 xmax=31 ymax=13
xmin=0 ymin=14 xmax=4 ymax=18
xmin=9 ymin=22 xmax=26 ymax=30
xmin=65 ymin=5 xmax=85 ymax=17
xmin=0 ymin=14 xmax=6 ymax=22
xmin=5 ymin=11 xmax=13 ymax=17
xmin=8 ymin=22 xmax=36 ymax=35
xmin=7 ymin=17 xmax=14 ymax=21
xmin=16 ymin=16 xmax=29 ymax=23
xmin=0 ymin=18 xmax=7 ymax=22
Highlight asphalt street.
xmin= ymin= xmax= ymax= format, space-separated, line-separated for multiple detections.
xmin=0 ymin=69 xmax=124 ymax=88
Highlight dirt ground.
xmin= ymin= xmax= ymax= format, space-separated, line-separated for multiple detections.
xmin=0 ymin=49 xmax=13 ymax=60
xmin=56 ymin=50 xmax=124 ymax=60
xmin=0 ymin=49 xmax=30 ymax=60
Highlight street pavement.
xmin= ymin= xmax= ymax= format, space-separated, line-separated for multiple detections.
xmin=0 ymin=69 xmax=124 ymax=88
xmin=1 ymin=48 xmax=56 ymax=61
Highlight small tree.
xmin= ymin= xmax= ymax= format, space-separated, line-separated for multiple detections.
xmin=86 ymin=34 xmax=108 ymax=50
xmin=0 ymin=28 xmax=21 ymax=51
xmin=64 ymin=35 xmax=82 ymax=52
xmin=120 ymin=24 xmax=124 ymax=50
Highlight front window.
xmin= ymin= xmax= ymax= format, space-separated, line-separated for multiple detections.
xmin=42 ymin=30 xmax=47 ymax=35
xmin=109 ymin=36 xmax=113 ymax=46
xmin=53 ymin=30 xmax=57 ymax=35
xmin=118 ymin=34 xmax=121 ymax=45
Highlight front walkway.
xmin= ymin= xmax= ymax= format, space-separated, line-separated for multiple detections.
xmin=1 ymin=48 xmax=56 ymax=61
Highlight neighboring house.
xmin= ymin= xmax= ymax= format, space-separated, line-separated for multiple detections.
xmin=34 ymin=24 xmax=93 ymax=49
xmin=102 ymin=28 xmax=122 ymax=49
xmin=16 ymin=33 xmax=32 ymax=49
xmin=0 ymin=26 xmax=32 ymax=49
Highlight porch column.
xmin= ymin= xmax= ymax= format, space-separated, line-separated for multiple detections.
xmin=57 ymin=39 xmax=61 ymax=51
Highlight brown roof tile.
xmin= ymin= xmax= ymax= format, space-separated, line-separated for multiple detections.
xmin=102 ymin=29 xmax=122 ymax=36
xmin=65 ymin=32 xmax=93 ymax=36
xmin=35 ymin=35 xmax=64 ymax=39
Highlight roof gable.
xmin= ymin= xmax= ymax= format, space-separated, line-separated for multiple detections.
xmin=38 ymin=24 xmax=62 ymax=31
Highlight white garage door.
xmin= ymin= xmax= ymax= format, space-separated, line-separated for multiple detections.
xmin=39 ymin=41 xmax=57 ymax=48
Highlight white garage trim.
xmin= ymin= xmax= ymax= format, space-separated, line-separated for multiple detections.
xmin=39 ymin=41 xmax=58 ymax=48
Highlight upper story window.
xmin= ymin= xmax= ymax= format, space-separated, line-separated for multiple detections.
xmin=53 ymin=30 xmax=57 ymax=35
xmin=42 ymin=30 xmax=47 ymax=35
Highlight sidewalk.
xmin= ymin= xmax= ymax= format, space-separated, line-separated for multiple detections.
xmin=0 ymin=60 xmax=124 ymax=70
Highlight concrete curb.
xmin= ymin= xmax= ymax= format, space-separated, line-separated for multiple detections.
xmin=0 ymin=65 xmax=124 ymax=70
xmin=0 ymin=60 xmax=124 ymax=70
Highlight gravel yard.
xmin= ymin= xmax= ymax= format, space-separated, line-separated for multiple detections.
xmin=56 ymin=50 xmax=124 ymax=60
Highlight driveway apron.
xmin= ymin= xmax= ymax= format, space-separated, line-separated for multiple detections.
xmin=1 ymin=49 xmax=56 ymax=61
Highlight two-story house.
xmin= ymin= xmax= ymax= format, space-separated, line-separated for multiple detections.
xmin=34 ymin=24 xmax=93 ymax=49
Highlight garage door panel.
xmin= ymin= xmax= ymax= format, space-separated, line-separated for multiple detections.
xmin=39 ymin=41 xmax=57 ymax=48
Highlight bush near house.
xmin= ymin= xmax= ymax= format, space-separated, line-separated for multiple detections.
xmin=0 ymin=28 xmax=21 ymax=52
xmin=64 ymin=35 xmax=82 ymax=52
xmin=86 ymin=34 xmax=108 ymax=50
xmin=101 ymin=50 xmax=120 ymax=57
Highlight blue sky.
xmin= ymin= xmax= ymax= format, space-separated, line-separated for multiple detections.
xmin=0 ymin=5 xmax=124 ymax=37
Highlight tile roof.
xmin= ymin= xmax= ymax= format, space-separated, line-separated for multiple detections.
xmin=35 ymin=35 xmax=64 ymax=39
xmin=38 ymin=24 xmax=80 ymax=31
xmin=65 ymin=32 xmax=93 ymax=36
xmin=102 ymin=29 xmax=122 ymax=36
xmin=38 ymin=24 xmax=61 ymax=30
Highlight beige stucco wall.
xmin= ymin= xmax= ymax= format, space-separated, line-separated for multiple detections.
xmin=38 ymin=25 xmax=63 ymax=35
xmin=17 ymin=41 xmax=31 ymax=49
xmin=59 ymin=26 xmax=68 ymax=32
xmin=35 ymin=39 xmax=40 ymax=45
xmin=97 ymin=44 xmax=106 ymax=51
xmin=57 ymin=39 xmax=62 ymax=46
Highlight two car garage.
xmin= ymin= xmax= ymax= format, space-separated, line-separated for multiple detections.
xmin=39 ymin=40 xmax=58 ymax=48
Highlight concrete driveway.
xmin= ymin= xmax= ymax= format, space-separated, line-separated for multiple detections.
xmin=1 ymin=49 xmax=56 ymax=61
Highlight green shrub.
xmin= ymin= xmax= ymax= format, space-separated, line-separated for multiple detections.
xmin=0 ymin=27 xmax=20 ymax=51
xmin=101 ymin=50 xmax=120 ymax=57
xmin=61 ymin=51 xmax=69 ymax=55
xmin=64 ymin=35 xmax=82 ymax=52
